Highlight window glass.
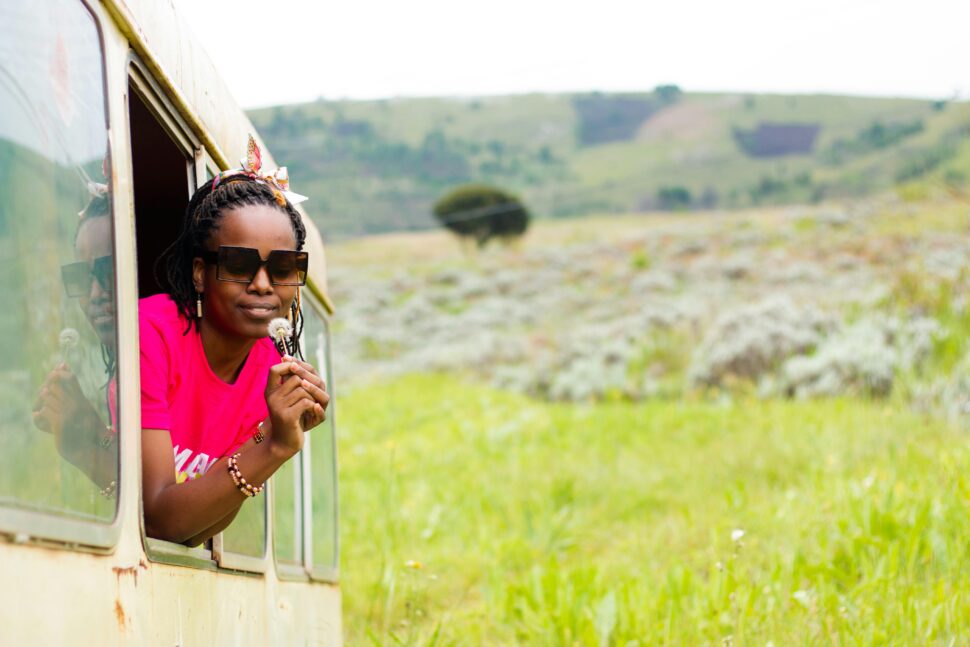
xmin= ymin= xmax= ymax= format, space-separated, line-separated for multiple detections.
xmin=272 ymin=448 xmax=303 ymax=565
xmin=221 ymin=494 xmax=266 ymax=558
xmin=302 ymin=302 xmax=338 ymax=575
xmin=0 ymin=0 xmax=118 ymax=521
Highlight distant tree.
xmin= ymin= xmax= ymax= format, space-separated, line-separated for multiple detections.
xmin=432 ymin=184 xmax=530 ymax=247
xmin=653 ymin=84 xmax=683 ymax=104
xmin=656 ymin=186 xmax=692 ymax=210
xmin=698 ymin=186 xmax=719 ymax=209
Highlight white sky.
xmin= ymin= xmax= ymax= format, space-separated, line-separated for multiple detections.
xmin=171 ymin=0 xmax=970 ymax=109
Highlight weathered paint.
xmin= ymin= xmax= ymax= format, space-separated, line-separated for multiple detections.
xmin=0 ymin=0 xmax=343 ymax=643
xmin=1 ymin=540 xmax=342 ymax=644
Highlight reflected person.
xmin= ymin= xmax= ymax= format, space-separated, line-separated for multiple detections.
xmin=32 ymin=190 xmax=118 ymax=495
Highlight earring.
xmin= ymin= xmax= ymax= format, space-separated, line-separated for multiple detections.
xmin=196 ymin=292 xmax=203 ymax=319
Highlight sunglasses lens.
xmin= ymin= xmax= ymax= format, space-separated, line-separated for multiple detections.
xmin=218 ymin=247 xmax=260 ymax=282
xmin=213 ymin=247 xmax=308 ymax=285
xmin=267 ymin=251 xmax=308 ymax=286
xmin=61 ymin=262 xmax=88 ymax=297
xmin=92 ymin=256 xmax=114 ymax=293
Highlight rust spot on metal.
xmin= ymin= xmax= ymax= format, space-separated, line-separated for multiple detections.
xmin=113 ymin=565 xmax=139 ymax=586
xmin=115 ymin=598 xmax=128 ymax=631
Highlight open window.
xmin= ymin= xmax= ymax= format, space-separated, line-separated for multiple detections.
xmin=129 ymin=64 xmax=269 ymax=570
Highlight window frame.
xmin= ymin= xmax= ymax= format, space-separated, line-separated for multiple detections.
xmin=0 ymin=0 xmax=123 ymax=552
xmin=300 ymin=295 xmax=340 ymax=583
xmin=211 ymin=502 xmax=269 ymax=574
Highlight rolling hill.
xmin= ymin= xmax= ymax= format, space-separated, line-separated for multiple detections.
xmin=248 ymin=90 xmax=970 ymax=240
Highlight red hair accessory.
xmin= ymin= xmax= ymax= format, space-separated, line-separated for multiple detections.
xmin=211 ymin=135 xmax=308 ymax=205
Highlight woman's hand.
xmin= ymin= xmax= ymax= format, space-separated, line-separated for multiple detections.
xmin=285 ymin=357 xmax=330 ymax=431
xmin=264 ymin=358 xmax=326 ymax=455
xmin=33 ymin=363 xmax=105 ymax=460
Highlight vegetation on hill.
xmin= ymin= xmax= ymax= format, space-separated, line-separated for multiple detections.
xmin=249 ymin=93 xmax=970 ymax=239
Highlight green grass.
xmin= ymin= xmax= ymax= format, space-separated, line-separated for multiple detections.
xmin=338 ymin=374 xmax=970 ymax=645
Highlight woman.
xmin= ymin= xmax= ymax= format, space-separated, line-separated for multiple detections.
xmin=141 ymin=139 xmax=329 ymax=546
xmin=33 ymin=189 xmax=118 ymax=495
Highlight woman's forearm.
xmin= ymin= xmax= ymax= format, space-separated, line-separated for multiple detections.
xmin=143 ymin=439 xmax=294 ymax=544
xmin=59 ymin=420 xmax=117 ymax=491
xmin=182 ymin=505 xmax=243 ymax=548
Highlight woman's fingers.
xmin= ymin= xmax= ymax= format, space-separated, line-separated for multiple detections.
xmin=297 ymin=378 xmax=329 ymax=408
xmin=280 ymin=383 xmax=316 ymax=408
xmin=283 ymin=359 xmax=326 ymax=388
xmin=273 ymin=374 xmax=306 ymax=398
xmin=33 ymin=410 xmax=52 ymax=432
xmin=264 ymin=360 xmax=299 ymax=395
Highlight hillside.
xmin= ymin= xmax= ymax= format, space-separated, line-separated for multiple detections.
xmin=248 ymin=91 xmax=970 ymax=239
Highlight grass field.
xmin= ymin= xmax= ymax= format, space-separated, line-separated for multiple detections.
xmin=338 ymin=374 xmax=970 ymax=645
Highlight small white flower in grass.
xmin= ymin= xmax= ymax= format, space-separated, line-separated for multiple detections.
xmin=267 ymin=318 xmax=293 ymax=356
xmin=792 ymin=590 xmax=812 ymax=608
xmin=404 ymin=559 xmax=423 ymax=570
xmin=731 ymin=528 xmax=745 ymax=543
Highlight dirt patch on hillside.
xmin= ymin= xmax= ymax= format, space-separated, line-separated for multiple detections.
xmin=637 ymin=100 xmax=721 ymax=143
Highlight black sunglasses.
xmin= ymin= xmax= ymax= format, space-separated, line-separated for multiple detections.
xmin=200 ymin=246 xmax=308 ymax=286
xmin=61 ymin=255 xmax=114 ymax=297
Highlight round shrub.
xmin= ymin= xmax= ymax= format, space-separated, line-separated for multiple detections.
xmin=432 ymin=184 xmax=530 ymax=247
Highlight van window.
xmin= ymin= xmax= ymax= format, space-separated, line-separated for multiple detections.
xmin=273 ymin=443 xmax=304 ymax=567
xmin=0 ymin=0 xmax=119 ymax=522
xmin=302 ymin=300 xmax=338 ymax=578
xmin=220 ymin=489 xmax=267 ymax=559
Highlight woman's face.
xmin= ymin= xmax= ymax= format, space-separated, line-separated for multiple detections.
xmin=192 ymin=204 xmax=299 ymax=342
xmin=74 ymin=215 xmax=116 ymax=348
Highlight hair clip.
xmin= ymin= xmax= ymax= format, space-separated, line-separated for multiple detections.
xmin=210 ymin=135 xmax=308 ymax=205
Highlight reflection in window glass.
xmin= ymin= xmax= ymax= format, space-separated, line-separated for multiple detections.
xmin=303 ymin=303 xmax=338 ymax=574
xmin=0 ymin=0 xmax=118 ymax=521
xmin=272 ymin=450 xmax=302 ymax=565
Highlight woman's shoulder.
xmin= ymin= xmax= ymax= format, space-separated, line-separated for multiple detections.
xmin=139 ymin=294 xmax=190 ymax=335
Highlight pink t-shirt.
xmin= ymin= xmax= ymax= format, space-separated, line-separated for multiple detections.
xmin=139 ymin=294 xmax=280 ymax=482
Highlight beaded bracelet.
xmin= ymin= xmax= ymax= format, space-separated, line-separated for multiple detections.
xmin=100 ymin=426 xmax=115 ymax=449
xmin=99 ymin=480 xmax=117 ymax=499
xmin=227 ymin=452 xmax=263 ymax=497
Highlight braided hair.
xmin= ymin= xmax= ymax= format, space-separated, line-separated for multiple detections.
xmin=156 ymin=177 xmax=307 ymax=356
xmin=75 ymin=191 xmax=117 ymax=378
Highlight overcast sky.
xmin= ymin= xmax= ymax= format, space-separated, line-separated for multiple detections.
xmin=171 ymin=0 xmax=969 ymax=109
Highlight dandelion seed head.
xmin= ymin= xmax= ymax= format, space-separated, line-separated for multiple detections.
xmin=59 ymin=328 xmax=80 ymax=350
xmin=267 ymin=318 xmax=293 ymax=343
